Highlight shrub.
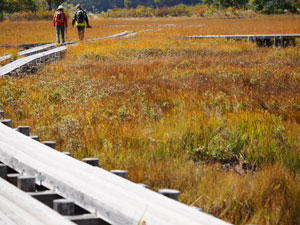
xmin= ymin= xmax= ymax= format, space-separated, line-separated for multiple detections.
xmin=5 ymin=10 xmax=56 ymax=21
xmin=36 ymin=10 xmax=55 ymax=20
xmin=154 ymin=7 xmax=170 ymax=17
xmin=170 ymin=4 xmax=190 ymax=17
xmin=135 ymin=5 xmax=153 ymax=17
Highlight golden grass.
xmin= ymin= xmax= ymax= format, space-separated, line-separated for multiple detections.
xmin=0 ymin=15 xmax=299 ymax=45
xmin=0 ymin=16 xmax=300 ymax=224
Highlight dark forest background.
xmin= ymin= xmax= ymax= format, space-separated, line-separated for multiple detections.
xmin=0 ymin=0 xmax=299 ymax=18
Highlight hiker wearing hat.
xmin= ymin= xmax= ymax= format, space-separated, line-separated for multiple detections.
xmin=72 ymin=4 xmax=92 ymax=41
xmin=53 ymin=5 xmax=68 ymax=44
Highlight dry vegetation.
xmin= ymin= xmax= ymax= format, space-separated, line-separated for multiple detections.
xmin=1 ymin=15 xmax=300 ymax=44
xmin=0 ymin=15 xmax=300 ymax=224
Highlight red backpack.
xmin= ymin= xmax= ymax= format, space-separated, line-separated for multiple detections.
xmin=55 ymin=10 xmax=64 ymax=24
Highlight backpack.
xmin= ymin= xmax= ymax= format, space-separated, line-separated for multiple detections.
xmin=76 ymin=9 xmax=84 ymax=23
xmin=55 ymin=10 xmax=64 ymax=24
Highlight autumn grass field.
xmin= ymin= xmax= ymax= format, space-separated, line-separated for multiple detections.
xmin=0 ymin=15 xmax=300 ymax=224
xmin=1 ymin=15 xmax=300 ymax=45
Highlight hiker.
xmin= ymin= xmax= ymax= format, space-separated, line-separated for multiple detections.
xmin=72 ymin=4 xmax=92 ymax=41
xmin=53 ymin=5 xmax=68 ymax=44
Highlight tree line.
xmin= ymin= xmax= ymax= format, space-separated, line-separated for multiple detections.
xmin=0 ymin=0 xmax=299 ymax=16
xmin=66 ymin=0 xmax=300 ymax=13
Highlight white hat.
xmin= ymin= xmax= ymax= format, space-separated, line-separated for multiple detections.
xmin=58 ymin=5 xmax=63 ymax=10
xmin=76 ymin=4 xmax=81 ymax=9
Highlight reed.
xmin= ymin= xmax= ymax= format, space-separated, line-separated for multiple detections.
xmin=0 ymin=16 xmax=299 ymax=224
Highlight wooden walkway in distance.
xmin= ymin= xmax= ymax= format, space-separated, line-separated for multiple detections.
xmin=0 ymin=30 xmax=136 ymax=51
xmin=85 ymin=30 xmax=136 ymax=42
xmin=18 ymin=43 xmax=56 ymax=56
xmin=0 ymin=42 xmax=52 ymax=49
xmin=0 ymin=54 xmax=11 ymax=62
xmin=184 ymin=34 xmax=300 ymax=46
xmin=0 ymin=122 xmax=230 ymax=225
xmin=0 ymin=31 xmax=144 ymax=77
xmin=0 ymin=46 xmax=67 ymax=77
xmin=0 ymin=43 xmax=56 ymax=63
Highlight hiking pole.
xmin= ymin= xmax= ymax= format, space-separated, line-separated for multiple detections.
xmin=65 ymin=26 xmax=67 ymax=43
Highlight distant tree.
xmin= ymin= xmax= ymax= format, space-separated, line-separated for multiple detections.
xmin=154 ymin=0 xmax=161 ymax=8
xmin=203 ymin=0 xmax=248 ymax=8
xmin=234 ymin=0 xmax=248 ymax=8
xmin=61 ymin=0 xmax=298 ymax=13
xmin=5 ymin=0 xmax=37 ymax=12
xmin=23 ymin=0 xmax=37 ymax=11
xmin=153 ymin=0 xmax=176 ymax=7
xmin=202 ymin=0 xmax=214 ymax=5
xmin=249 ymin=0 xmax=267 ymax=11
xmin=0 ymin=0 xmax=5 ymax=20
xmin=124 ymin=0 xmax=131 ymax=8
xmin=164 ymin=0 xmax=175 ymax=5
xmin=46 ymin=0 xmax=66 ymax=10
xmin=0 ymin=0 xmax=5 ymax=13
xmin=66 ymin=0 xmax=113 ymax=12
xmin=272 ymin=0 xmax=297 ymax=11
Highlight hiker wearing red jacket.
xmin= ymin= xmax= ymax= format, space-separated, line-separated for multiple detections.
xmin=53 ymin=5 xmax=68 ymax=44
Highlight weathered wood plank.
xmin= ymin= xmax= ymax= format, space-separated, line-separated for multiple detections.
xmin=0 ymin=43 xmax=57 ymax=63
xmin=0 ymin=31 xmax=137 ymax=67
xmin=184 ymin=34 xmax=300 ymax=40
xmin=0 ymin=54 xmax=11 ymax=62
xmin=18 ymin=43 xmax=56 ymax=57
xmin=0 ymin=31 xmax=131 ymax=53
xmin=0 ymin=43 xmax=51 ymax=49
xmin=0 ymin=46 xmax=67 ymax=77
xmin=0 ymin=178 xmax=75 ymax=225
xmin=0 ymin=123 xmax=230 ymax=225
xmin=85 ymin=31 xmax=135 ymax=42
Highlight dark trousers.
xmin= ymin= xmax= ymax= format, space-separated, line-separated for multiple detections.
xmin=55 ymin=25 xmax=65 ymax=43
xmin=77 ymin=26 xmax=85 ymax=41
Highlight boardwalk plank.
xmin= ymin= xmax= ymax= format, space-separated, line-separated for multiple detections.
xmin=185 ymin=34 xmax=300 ymax=40
xmin=0 ymin=178 xmax=75 ymax=225
xmin=0 ymin=46 xmax=67 ymax=77
xmin=0 ymin=123 xmax=230 ymax=225
xmin=18 ymin=43 xmax=56 ymax=56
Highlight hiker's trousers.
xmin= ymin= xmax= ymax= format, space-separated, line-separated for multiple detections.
xmin=76 ymin=26 xmax=85 ymax=41
xmin=55 ymin=25 xmax=65 ymax=43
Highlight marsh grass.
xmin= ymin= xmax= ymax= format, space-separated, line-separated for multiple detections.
xmin=0 ymin=16 xmax=300 ymax=224
xmin=0 ymin=15 xmax=299 ymax=44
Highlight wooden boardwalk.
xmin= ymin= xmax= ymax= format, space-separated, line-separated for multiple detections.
xmin=0 ymin=30 xmax=134 ymax=64
xmin=0 ymin=43 xmax=52 ymax=49
xmin=0 ymin=46 xmax=67 ymax=77
xmin=0 ymin=31 xmax=146 ymax=77
xmin=0 ymin=31 xmax=135 ymax=50
xmin=0 ymin=54 xmax=11 ymax=62
xmin=18 ymin=43 xmax=57 ymax=56
xmin=0 ymin=43 xmax=56 ymax=63
xmin=0 ymin=122 xmax=230 ymax=225
xmin=184 ymin=34 xmax=300 ymax=46
xmin=0 ymin=30 xmax=235 ymax=224
xmin=0 ymin=178 xmax=75 ymax=225
xmin=85 ymin=30 xmax=135 ymax=42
